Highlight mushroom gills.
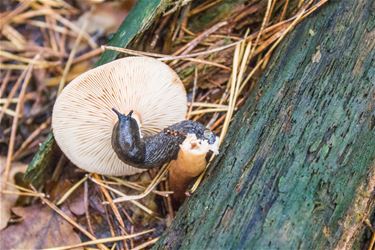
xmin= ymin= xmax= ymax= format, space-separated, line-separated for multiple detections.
xmin=111 ymin=108 xmax=217 ymax=169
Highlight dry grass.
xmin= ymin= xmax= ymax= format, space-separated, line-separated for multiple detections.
xmin=0 ymin=0 xmax=328 ymax=249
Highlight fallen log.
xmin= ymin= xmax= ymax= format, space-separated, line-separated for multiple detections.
xmin=154 ymin=0 xmax=375 ymax=249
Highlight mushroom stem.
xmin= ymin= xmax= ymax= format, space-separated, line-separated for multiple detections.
xmin=168 ymin=134 xmax=219 ymax=203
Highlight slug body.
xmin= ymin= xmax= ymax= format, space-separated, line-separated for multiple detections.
xmin=111 ymin=109 xmax=217 ymax=169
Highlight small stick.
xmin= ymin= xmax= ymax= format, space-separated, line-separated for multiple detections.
xmin=56 ymin=174 xmax=89 ymax=205
xmin=189 ymin=107 xmax=229 ymax=115
xmin=108 ymin=177 xmax=171 ymax=197
xmin=171 ymin=21 xmax=228 ymax=58
xmin=92 ymin=174 xmax=129 ymax=244
xmin=0 ymin=70 xmax=11 ymax=98
xmin=131 ymin=237 xmax=159 ymax=250
xmin=187 ymin=67 xmax=198 ymax=119
xmin=247 ymin=0 xmax=273 ymax=62
xmin=279 ymin=0 xmax=290 ymax=22
xmin=188 ymin=0 xmax=222 ymax=17
xmin=103 ymin=46 xmax=230 ymax=70
xmin=1 ymin=25 xmax=26 ymax=49
xmin=72 ymin=47 xmax=103 ymax=65
xmin=4 ymin=57 xmax=35 ymax=182
xmin=0 ymin=0 xmax=33 ymax=29
xmin=26 ymin=20 xmax=76 ymax=36
xmin=57 ymin=19 xmax=87 ymax=94
xmin=12 ymin=119 xmax=50 ymax=160
xmin=0 ymin=67 xmax=27 ymax=122
xmin=104 ymin=39 xmax=240 ymax=61
xmin=0 ymin=190 xmax=45 ymax=197
xmin=110 ymin=163 xmax=170 ymax=203
xmin=30 ymin=185 xmax=108 ymax=250
xmin=90 ymin=176 xmax=155 ymax=216
xmin=84 ymin=180 xmax=95 ymax=235
xmin=43 ymin=230 xmax=154 ymax=250
xmin=46 ymin=16 xmax=59 ymax=52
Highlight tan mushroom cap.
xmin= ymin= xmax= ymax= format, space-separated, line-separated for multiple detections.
xmin=52 ymin=56 xmax=187 ymax=176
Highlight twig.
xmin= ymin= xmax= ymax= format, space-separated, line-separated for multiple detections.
xmin=188 ymin=0 xmax=223 ymax=17
xmin=171 ymin=21 xmax=228 ymax=58
xmin=0 ymin=70 xmax=12 ymax=97
xmin=31 ymin=185 xmax=108 ymax=250
xmin=187 ymin=67 xmax=198 ymax=118
xmin=56 ymin=174 xmax=89 ymax=205
xmin=4 ymin=56 xmax=36 ymax=182
xmin=0 ymin=68 xmax=27 ymax=122
xmin=84 ymin=180 xmax=95 ymax=235
xmin=0 ymin=190 xmax=45 ymax=197
xmin=42 ymin=229 xmax=154 ymax=250
xmin=279 ymin=0 xmax=290 ymax=21
xmin=57 ymin=19 xmax=87 ymax=94
xmin=0 ymin=0 xmax=33 ymax=29
xmin=104 ymin=40 xmax=240 ymax=62
xmin=102 ymin=46 xmax=231 ymax=70
xmin=110 ymin=164 xmax=170 ymax=203
xmin=107 ymin=177 xmax=172 ymax=197
xmin=131 ymin=237 xmax=159 ymax=250
xmin=92 ymin=174 xmax=130 ymax=249
xmin=12 ymin=119 xmax=50 ymax=160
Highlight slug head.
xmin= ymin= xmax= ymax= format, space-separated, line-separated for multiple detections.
xmin=111 ymin=108 xmax=145 ymax=165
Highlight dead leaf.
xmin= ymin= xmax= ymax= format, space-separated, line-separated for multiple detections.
xmin=0 ymin=205 xmax=82 ymax=249
xmin=67 ymin=185 xmax=85 ymax=216
xmin=0 ymin=157 xmax=27 ymax=230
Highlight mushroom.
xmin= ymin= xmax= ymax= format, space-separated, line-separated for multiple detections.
xmin=52 ymin=56 xmax=187 ymax=175
xmin=52 ymin=56 xmax=219 ymax=189
xmin=52 ymin=54 xmax=218 ymax=200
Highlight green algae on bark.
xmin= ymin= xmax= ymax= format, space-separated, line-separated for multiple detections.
xmin=154 ymin=0 xmax=375 ymax=249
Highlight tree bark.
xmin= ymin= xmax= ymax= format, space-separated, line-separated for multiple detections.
xmin=154 ymin=0 xmax=375 ymax=249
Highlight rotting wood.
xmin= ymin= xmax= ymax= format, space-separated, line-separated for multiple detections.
xmin=154 ymin=0 xmax=375 ymax=249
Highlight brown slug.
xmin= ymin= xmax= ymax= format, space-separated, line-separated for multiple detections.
xmin=111 ymin=108 xmax=217 ymax=169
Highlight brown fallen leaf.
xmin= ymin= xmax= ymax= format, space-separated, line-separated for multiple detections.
xmin=0 ymin=205 xmax=82 ymax=249
xmin=67 ymin=185 xmax=86 ymax=216
xmin=0 ymin=157 xmax=27 ymax=230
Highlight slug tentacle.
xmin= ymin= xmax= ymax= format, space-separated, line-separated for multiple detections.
xmin=111 ymin=109 xmax=217 ymax=169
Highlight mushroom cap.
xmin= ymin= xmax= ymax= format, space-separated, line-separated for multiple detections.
xmin=52 ymin=56 xmax=187 ymax=176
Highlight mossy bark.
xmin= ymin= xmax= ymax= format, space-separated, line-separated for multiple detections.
xmin=154 ymin=0 xmax=375 ymax=249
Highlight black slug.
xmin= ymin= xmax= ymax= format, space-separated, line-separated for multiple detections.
xmin=111 ymin=108 xmax=217 ymax=169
